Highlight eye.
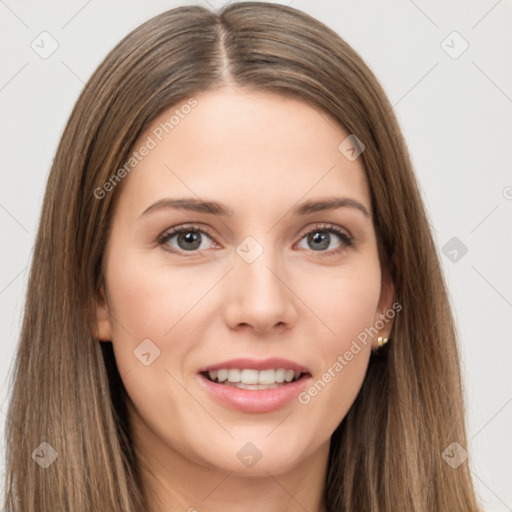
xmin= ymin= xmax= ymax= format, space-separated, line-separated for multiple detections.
xmin=296 ymin=224 xmax=353 ymax=254
xmin=157 ymin=225 xmax=216 ymax=254
xmin=157 ymin=223 xmax=354 ymax=257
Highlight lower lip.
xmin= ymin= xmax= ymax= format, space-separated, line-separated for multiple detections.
xmin=197 ymin=374 xmax=311 ymax=413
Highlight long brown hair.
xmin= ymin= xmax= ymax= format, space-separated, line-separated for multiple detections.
xmin=3 ymin=3 xmax=481 ymax=510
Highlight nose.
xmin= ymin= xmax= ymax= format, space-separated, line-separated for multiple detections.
xmin=223 ymin=247 xmax=298 ymax=335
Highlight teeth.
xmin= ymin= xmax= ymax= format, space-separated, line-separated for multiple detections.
xmin=236 ymin=383 xmax=279 ymax=390
xmin=275 ymin=368 xmax=285 ymax=383
xmin=258 ymin=369 xmax=276 ymax=385
xmin=227 ymin=369 xmax=241 ymax=383
xmin=241 ymin=369 xmax=259 ymax=384
xmin=207 ymin=368 xmax=303 ymax=385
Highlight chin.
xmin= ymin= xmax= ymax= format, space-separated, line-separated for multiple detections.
xmin=193 ymin=435 xmax=317 ymax=476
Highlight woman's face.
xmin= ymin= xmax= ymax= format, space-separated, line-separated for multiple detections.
xmin=96 ymin=88 xmax=394 ymax=476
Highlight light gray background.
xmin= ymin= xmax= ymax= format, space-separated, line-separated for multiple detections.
xmin=1 ymin=1 xmax=511 ymax=510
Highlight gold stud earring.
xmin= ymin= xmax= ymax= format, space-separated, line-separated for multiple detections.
xmin=377 ymin=336 xmax=389 ymax=347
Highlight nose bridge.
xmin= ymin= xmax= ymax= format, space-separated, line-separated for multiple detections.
xmin=234 ymin=234 xmax=285 ymax=299
xmin=224 ymin=234 xmax=297 ymax=331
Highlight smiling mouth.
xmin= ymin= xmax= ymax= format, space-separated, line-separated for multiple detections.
xmin=200 ymin=368 xmax=310 ymax=390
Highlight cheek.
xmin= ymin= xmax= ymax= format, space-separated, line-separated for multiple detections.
xmin=297 ymin=261 xmax=381 ymax=423
xmin=102 ymin=255 xmax=211 ymax=454
xmin=102 ymin=250 xmax=203 ymax=389
xmin=304 ymin=257 xmax=382 ymax=348
xmin=332 ymin=274 xmax=381 ymax=346
xmin=105 ymin=253 xmax=201 ymax=341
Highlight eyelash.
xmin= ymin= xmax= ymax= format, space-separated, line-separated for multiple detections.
xmin=156 ymin=223 xmax=354 ymax=257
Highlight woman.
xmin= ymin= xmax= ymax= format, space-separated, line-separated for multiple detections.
xmin=3 ymin=3 xmax=481 ymax=511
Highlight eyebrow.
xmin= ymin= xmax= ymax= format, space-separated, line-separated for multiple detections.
xmin=138 ymin=196 xmax=370 ymax=219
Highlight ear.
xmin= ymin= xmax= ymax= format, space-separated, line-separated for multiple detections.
xmin=371 ymin=269 xmax=396 ymax=351
xmin=94 ymin=283 xmax=113 ymax=342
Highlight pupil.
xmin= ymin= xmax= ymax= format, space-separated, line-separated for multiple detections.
xmin=309 ymin=231 xmax=329 ymax=251
xmin=178 ymin=231 xmax=201 ymax=250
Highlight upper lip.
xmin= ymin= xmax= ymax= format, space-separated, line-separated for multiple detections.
xmin=199 ymin=357 xmax=310 ymax=374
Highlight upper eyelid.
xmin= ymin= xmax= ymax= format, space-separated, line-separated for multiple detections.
xmin=297 ymin=223 xmax=352 ymax=239
xmin=161 ymin=224 xmax=213 ymax=239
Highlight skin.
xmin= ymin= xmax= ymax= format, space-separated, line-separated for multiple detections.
xmin=95 ymin=87 xmax=394 ymax=512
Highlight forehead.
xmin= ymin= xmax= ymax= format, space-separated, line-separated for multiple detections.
xmin=114 ymin=88 xmax=371 ymax=218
